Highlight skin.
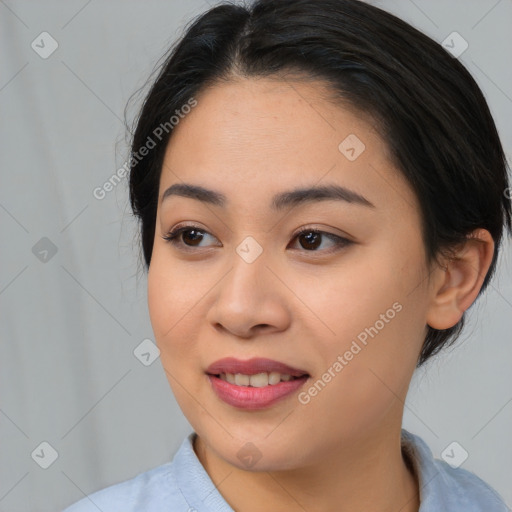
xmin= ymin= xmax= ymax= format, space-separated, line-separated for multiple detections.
xmin=147 ymin=76 xmax=494 ymax=512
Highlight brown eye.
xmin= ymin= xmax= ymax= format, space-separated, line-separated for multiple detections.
xmin=179 ymin=228 xmax=205 ymax=246
xmin=297 ymin=231 xmax=322 ymax=250
xmin=289 ymin=228 xmax=352 ymax=253
xmin=161 ymin=225 xmax=218 ymax=249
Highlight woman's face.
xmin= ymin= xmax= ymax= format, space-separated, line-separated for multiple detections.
xmin=148 ymin=77 xmax=433 ymax=470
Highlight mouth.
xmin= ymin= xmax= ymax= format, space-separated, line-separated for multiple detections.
xmin=206 ymin=357 xmax=310 ymax=410
xmin=212 ymin=371 xmax=306 ymax=387
xmin=206 ymin=356 xmax=309 ymax=378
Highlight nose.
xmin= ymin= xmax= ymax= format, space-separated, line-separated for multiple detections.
xmin=206 ymin=250 xmax=291 ymax=339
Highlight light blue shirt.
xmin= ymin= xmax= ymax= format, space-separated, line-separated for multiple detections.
xmin=62 ymin=429 xmax=509 ymax=511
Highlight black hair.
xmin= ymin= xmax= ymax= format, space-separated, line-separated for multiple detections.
xmin=128 ymin=0 xmax=511 ymax=367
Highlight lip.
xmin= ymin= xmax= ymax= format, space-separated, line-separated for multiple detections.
xmin=206 ymin=357 xmax=310 ymax=410
xmin=206 ymin=357 xmax=308 ymax=377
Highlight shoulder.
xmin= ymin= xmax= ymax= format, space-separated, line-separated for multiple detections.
xmin=61 ymin=436 xmax=192 ymax=512
xmin=401 ymin=429 xmax=509 ymax=512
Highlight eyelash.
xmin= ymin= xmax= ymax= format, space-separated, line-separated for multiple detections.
xmin=161 ymin=223 xmax=353 ymax=254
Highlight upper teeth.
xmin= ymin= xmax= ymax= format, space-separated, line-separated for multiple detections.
xmin=219 ymin=372 xmax=295 ymax=387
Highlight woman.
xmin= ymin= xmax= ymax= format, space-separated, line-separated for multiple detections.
xmin=64 ymin=0 xmax=511 ymax=510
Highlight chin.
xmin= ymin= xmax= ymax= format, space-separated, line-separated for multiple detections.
xmin=204 ymin=426 xmax=308 ymax=472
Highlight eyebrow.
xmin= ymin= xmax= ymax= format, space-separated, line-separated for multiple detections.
xmin=161 ymin=182 xmax=375 ymax=210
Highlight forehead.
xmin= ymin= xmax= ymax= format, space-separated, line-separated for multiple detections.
xmin=159 ymin=77 xmax=417 ymax=217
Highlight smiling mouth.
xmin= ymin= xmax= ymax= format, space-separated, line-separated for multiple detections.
xmin=210 ymin=371 xmax=308 ymax=388
xmin=205 ymin=357 xmax=310 ymax=409
xmin=207 ymin=372 xmax=310 ymax=410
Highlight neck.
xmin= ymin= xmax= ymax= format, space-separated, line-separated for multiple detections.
xmin=193 ymin=421 xmax=420 ymax=512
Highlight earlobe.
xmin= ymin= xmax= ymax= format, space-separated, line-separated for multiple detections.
xmin=426 ymin=229 xmax=495 ymax=330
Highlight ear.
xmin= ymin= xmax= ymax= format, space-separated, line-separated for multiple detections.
xmin=426 ymin=229 xmax=495 ymax=330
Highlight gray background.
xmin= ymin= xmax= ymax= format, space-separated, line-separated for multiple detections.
xmin=1 ymin=1 xmax=511 ymax=511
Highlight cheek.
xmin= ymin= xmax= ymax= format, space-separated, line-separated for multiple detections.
xmin=147 ymin=258 xmax=208 ymax=414
xmin=147 ymin=247 xmax=207 ymax=337
xmin=289 ymin=249 xmax=406 ymax=349
xmin=297 ymin=244 xmax=427 ymax=416
xmin=147 ymin=254 xmax=201 ymax=365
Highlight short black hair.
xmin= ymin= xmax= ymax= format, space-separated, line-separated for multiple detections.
xmin=127 ymin=0 xmax=511 ymax=367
